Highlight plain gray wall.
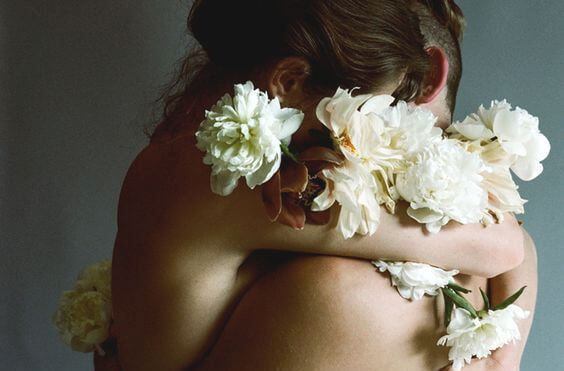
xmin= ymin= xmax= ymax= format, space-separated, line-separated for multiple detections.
xmin=1 ymin=1 xmax=562 ymax=370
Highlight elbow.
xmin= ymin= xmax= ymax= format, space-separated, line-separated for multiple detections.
xmin=482 ymin=216 xmax=525 ymax=278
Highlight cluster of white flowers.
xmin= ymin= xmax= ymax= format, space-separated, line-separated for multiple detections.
xmin=372 ymin=260 xmax=458 ymax=300
xmin=195 ymin=81 xmax=304 ymax=196
xmin=448 ymin=100 xmax=550 ymax=181
xmin=314 ymin=90 xmax=550 ymax=237
xmin=52 ymin=260 xmax=112 ymax=353
xmin=438 ymin=305 xmax=530 ymax=371
xmin=447 ymin=100 xmax=550 ymax=223
xmin=313 ymin=90 xmax=545 ymax=370
xmin=313 ymin=88 xmax=447 ymax=237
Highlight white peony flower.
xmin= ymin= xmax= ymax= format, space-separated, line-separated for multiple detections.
xmin=75 ymin=259 xmax=112 ymax=298
xmin=52 ymin=260 xmax=112 ymax=353
xmin=480 ymin=163 xmax=526 ymax=224
xmin=376 ymin=100 xmax=443 ymax=156
xmin=372 ymin=260 xmax=458 ymax=300
xmin=52 ymin=290 xmax=112 ymax=353
xmin=315 ymin=88 xmax=443 ymax=223
xmin=316 ymin=87 xmax=395 ymax=164
xmin=196 ymin=81 xmax=304 ymax=196
xmin=438 ymin=305 xmax=530 ymax=371
xmin=448 ymin=100 xmax=550 ymax=181
xmin=312 ymin=160 xmax=381 ymax=239
xmin=396 ymin=139 xmax=489 ymax=233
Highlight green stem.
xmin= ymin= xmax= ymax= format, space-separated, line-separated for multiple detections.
xmin=442 ymin=287 xmax=479 ymax=318
xmin=280 ymin=142 xmax=300 ymax=163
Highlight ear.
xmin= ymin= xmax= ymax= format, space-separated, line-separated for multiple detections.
xmin=268 ymin=57 xmax=311 ymax=105
xmin=416 ymin=47 xmax=449 ymax=104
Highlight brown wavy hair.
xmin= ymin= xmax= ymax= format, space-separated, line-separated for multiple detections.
xmin=148 ymin=0 xmax=441 ymax=140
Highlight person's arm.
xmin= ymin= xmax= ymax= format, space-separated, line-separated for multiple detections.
xmin=236 ymin=192 xmax=525 ymax=278
xmin=439 ymin=227 xmax=537 ymax=371
xmin=487 ymin=227 xmax=537 ymax=369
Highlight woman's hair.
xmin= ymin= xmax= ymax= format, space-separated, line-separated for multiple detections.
xmin=149 ymin=0 xmax=441 ymax=139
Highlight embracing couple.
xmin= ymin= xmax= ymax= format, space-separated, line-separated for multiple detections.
xmin=103 ymin=0 xmax=537 ymax=370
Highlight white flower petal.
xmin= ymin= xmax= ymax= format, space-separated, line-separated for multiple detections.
xmin=373 ymin=261 xmax=457 ymax=300
xmin=406 ymin=206 xmax=443 ymax=224
xmin=210 ymin=170 xmax=240 ymax=196
xmin=450 ymin=118 xmax=495 ymax=140
xmin=245 ymin=153 xmax=281 ymax=189
xmin=196 ymin=82 xmax=303 ymax=195
xmin=278 ymin=111 xmax=305 ymax=144
xmin=438 ymin=305 xmax=529 ymax=371
xmin=359 ymin=94 xmax=394 ymax=114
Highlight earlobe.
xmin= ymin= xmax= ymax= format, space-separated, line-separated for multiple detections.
xmin=416 ymin=47 xmax=449 ymax=104
xmin=268 ymin=57 xmax=311 ymax=104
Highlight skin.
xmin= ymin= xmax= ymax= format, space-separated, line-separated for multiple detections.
xmin=107 ymin=53 xmax=530 ymax=370
xmin=193 ymin=229 xmax=536 ymax=371
xmin=189 ymin=54 xmax=537 ymax=370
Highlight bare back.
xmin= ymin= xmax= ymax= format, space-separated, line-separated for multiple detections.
xmin=111 ymin=124 xmax=284 ymax=370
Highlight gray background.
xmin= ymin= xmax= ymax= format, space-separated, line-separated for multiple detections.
xmin=1 ymin=1 xmax=562 ymax=370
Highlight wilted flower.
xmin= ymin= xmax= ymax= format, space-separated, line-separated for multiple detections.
xmin=196 ymin=81 xmax=304 ymax=195
xmin=373 ymin=260 xmax=458 ymax=300
xmin=438 ymin=305 xmax=530 ymax=371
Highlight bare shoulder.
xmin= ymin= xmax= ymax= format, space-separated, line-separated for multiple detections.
xmin=115 ymin=130 xmax=269 ymax=252
xmin=197 ymin=256 xmax=449 ymax=371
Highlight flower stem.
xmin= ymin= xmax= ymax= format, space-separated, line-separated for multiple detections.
xmin=280 ymin=142 xmax=300 ymax=163
xmin=442 ymin=287 xmax=479 ymax=318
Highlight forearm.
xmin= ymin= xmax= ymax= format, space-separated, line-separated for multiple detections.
xmin=253 ymin=201 xmax=524 ymax=277
xmin=486 ymin=227 xmax=537 ymax=368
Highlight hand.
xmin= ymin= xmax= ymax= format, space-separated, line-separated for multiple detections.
xmin=439 ymin=356 xmax=519 ymax=371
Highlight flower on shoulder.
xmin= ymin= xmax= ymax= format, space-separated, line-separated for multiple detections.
xmin=447 ymin=100 xmax=550 ymax=181
xmin=372 ymin=261 xmax=458 ymax=300
xmin=196 ymin=81 xmax=304 ymax=196
xmin=396 ymin=139 xmax=489 ymax=233
xmin=52 ymin=260 xmax=112 ymax=354
xmin=437 ymin=305 xmax=530 ymax=371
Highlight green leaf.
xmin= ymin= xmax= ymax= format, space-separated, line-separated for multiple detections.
xmin=493 ymin=286 xmax=527 ymax=311
xmin=443 ymin=290 xmax=454 ymax=327
xmin=442 ymin=287 xmax=478 ymax=318
xmin=480 ymin=287 xmax=490 ymax=311
xmin=447 ymin=282 xmax=472 ymax=294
